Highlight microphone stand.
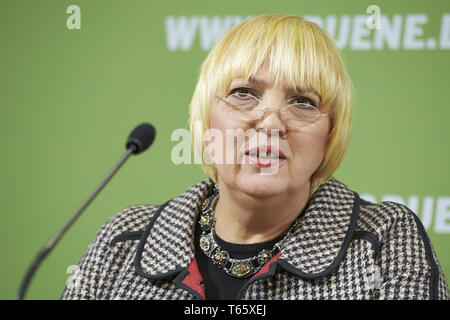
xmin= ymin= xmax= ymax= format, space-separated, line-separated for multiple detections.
xmin=16 ymin=145 xmax=137 ymax=300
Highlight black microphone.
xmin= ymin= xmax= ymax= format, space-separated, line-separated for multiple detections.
xmin=16 ymin=123 xmax=156 ymax=300
xmin=126 ymin=122 xmax=156 ymax=154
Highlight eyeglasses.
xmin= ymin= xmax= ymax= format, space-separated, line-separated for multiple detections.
xmin=216 ymin=92 xmax=328 ymax=128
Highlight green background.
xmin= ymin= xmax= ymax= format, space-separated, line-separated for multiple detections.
xmin=1 ymin=0 xmax=449 ymax=299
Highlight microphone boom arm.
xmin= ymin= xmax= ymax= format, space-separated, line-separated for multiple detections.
xmin=16 ymin=144 xmax=137 ymax=300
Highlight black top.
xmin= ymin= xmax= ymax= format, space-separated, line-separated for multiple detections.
xmin=194 ymin=218 xmax=284 ymax=300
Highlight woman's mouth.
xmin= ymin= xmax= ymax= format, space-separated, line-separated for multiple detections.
xmin=244 ymin=146 xmax=286 ymax=168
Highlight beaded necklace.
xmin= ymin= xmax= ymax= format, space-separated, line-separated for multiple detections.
xmin=198 ymin=188 xmax=304 ymax=278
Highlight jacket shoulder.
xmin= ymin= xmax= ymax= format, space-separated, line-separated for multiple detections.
xmin=60 ymin=204 xmax=161 ymax=299
xmin=356 ymin=198 xmax=420 ymax=237
xmin=356 ymin=198 xmax=448 ymax=299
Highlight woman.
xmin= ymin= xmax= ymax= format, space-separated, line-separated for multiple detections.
xmin=61 ymin=14 xmax=448 ymax=300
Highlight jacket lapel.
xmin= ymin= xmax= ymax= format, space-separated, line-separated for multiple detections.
xmin=134 ymin=179 xmax=215 ymax=279
xmin=277 ymin=178 xmax=360 ymax=278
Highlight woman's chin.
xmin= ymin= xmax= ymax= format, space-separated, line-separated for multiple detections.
xmin=235 ymin=170 xmax=288 ymax=199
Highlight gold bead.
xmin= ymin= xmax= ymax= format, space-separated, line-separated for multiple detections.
xmin=201 ymin=198 xmax=210 ymax=210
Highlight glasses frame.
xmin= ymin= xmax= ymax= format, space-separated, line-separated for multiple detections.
xmin=215 ymin=93 xmax=329 ymax=128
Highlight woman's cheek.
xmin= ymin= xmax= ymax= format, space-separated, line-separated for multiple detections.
xmin=289 ymin=134 xmax=326 ymax=170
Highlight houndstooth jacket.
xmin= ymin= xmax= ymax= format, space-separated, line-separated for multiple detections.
xmin=61 ymin=178 xmax=449 ymax=300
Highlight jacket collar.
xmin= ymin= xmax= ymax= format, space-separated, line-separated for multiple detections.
xmin=134 ymin=178 xmax=360 ymax=280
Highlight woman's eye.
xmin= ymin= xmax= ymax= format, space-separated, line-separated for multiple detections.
xmin=290 ymin=96 xmax=317 ymax=108
xmin=229 ymin=87 xmax=255 ymax=98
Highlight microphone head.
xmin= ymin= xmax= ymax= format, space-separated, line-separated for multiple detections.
xmin=126 ymin=123 xmax=156 ymax=154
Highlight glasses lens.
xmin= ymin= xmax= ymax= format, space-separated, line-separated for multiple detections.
xmin=221 ymin=93 xmax=260 ymax=121
xmin=283 ymin=104 xmax=321 ymax=127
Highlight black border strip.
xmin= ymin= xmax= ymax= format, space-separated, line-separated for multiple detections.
xmin=109 ymin=231 xmax=144 ymax=248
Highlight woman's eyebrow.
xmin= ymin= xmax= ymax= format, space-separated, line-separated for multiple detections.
xmin=288 ymin=87 xmax=320 ymax=96
xmin=247 ymin=76 xmax=265 ymax=85
xmin=229 ymin=77 xmax=260 ymax=85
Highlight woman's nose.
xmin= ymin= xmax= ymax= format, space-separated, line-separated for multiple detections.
xmin=254 ymin=107 xmax=287 ymax=137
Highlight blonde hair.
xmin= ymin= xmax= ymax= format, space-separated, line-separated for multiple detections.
xmin=189 ymin=14 xmax=354 ymax=195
